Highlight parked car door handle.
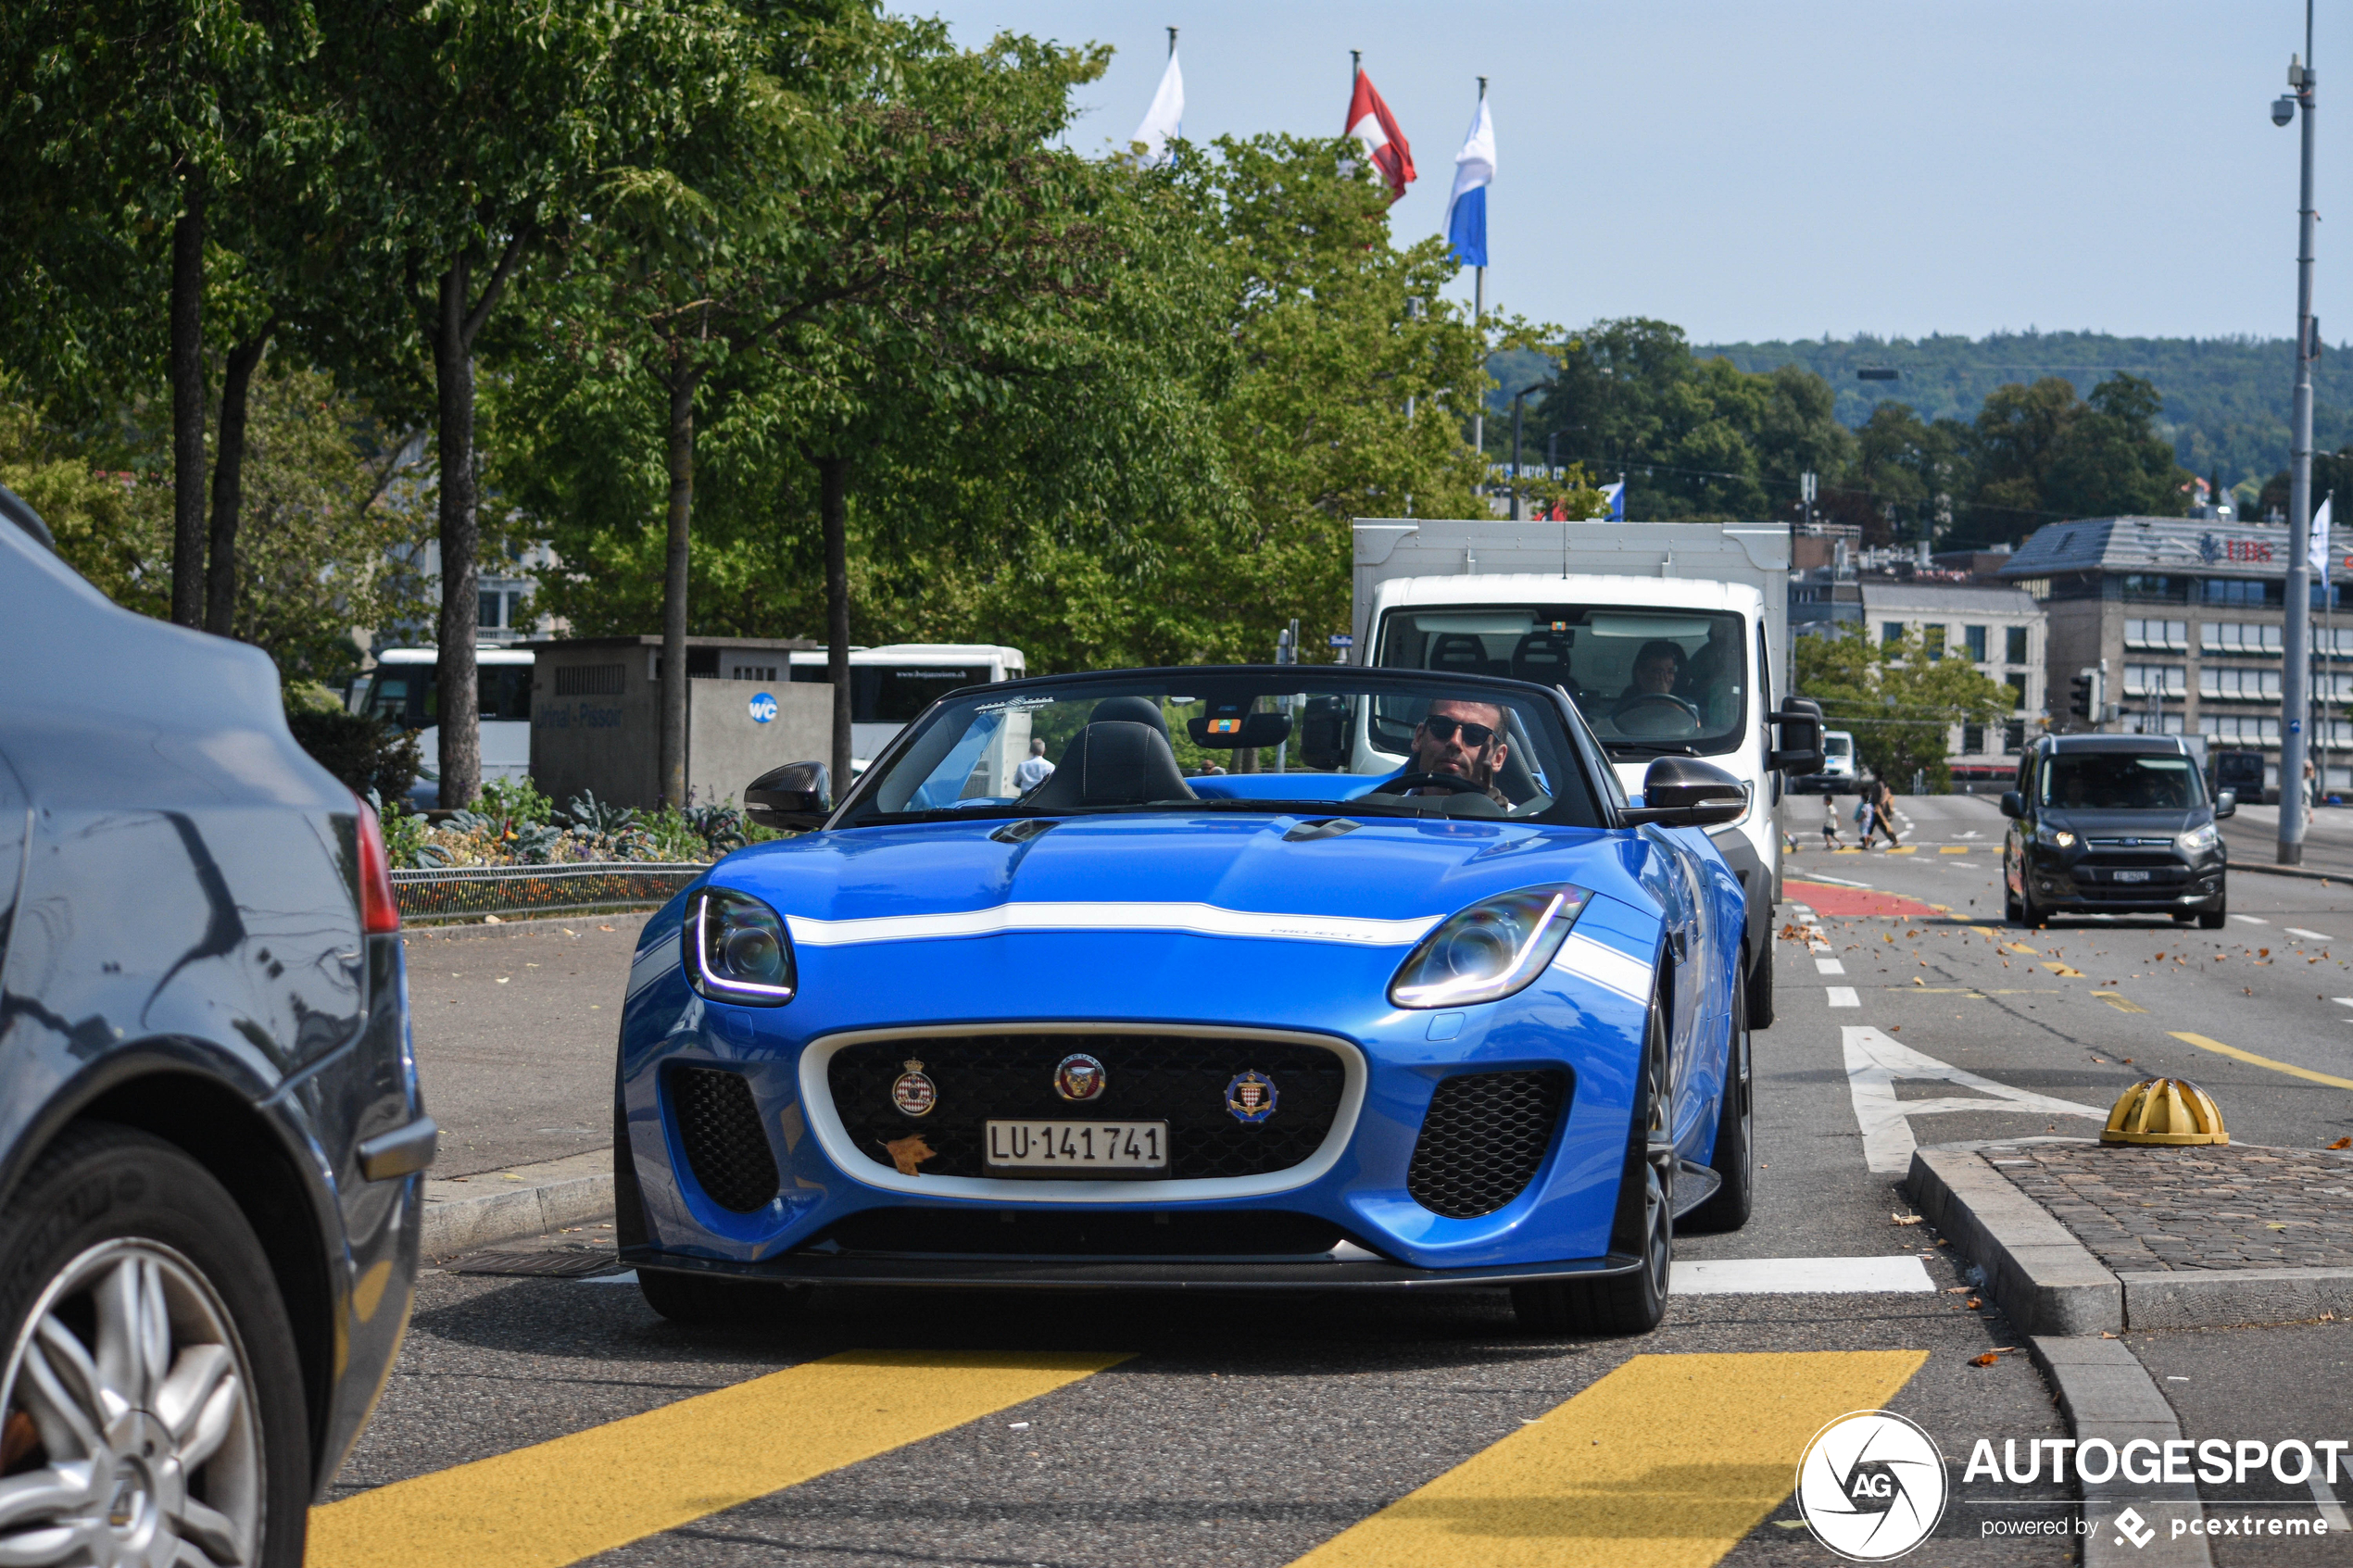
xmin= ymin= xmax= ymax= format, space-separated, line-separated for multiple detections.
xmin=358 ymin=1118 xmax=439 ymax=1181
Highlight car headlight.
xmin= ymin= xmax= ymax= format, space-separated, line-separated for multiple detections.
xmin=2177 ymin=822 xmax=2221 ymax=855
xmin=1390 ymin=884 xmax=1591 ymax=1009
xmin=2035 ymin=825 xmax=2076 ymax=849
xmin=683 ymin=886 xmax=796 ymax=1005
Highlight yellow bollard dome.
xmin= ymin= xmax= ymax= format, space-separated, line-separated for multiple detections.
xmin=2102 ymin=1077 xmax=2229 ymax=1147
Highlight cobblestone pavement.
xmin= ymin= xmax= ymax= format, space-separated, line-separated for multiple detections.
xmin=1983 ymin=1140 xmax=2353 ymax=1271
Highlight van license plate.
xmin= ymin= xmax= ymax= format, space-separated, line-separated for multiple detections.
xmin=2112 ymin=870 xmax=2151 ymax=883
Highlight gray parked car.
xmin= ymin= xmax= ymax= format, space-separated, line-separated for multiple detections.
xmin=0 ymin=487 xmax=431 ymax=1566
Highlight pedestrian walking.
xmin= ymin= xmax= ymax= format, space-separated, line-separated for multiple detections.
xmin=1869 ymin=780 xmax=1904 ymax=847
xmin=1821 ymin=794 xmax=1843 ymax=849
xmin=1853 ymin=791 xmax=1875 ymax=847
xmin=1013 ymin=737 xmax=1055 ymax=793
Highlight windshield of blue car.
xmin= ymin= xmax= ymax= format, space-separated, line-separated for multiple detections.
xmin=837 ymin=672 xmax=1605 ymax=828
xmin=2037 ymin=753 xmax=2205 ymax=811
xmin=1376 ymin=605 xmax=1748 ymax=759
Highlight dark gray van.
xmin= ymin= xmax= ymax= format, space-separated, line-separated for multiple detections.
xmin=2000 ymin=734 xmax=2233 ymax=928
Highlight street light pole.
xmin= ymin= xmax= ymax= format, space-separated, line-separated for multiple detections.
xmin=2279 ymin=3 xmax=2319 ymax=860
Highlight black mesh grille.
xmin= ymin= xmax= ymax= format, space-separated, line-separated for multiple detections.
xmin=816 ymin=1208 xmax=1345 ymax=1257
xmin=826 ymin=1034 xmax=1345 ymax=1181
xmin=1406 ymin=1070 xmax=1569 ymax=1219
xmin=669 ymin=1066 xmax=779 ymax=1211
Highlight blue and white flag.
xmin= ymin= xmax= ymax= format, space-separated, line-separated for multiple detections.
xmin=1599 ymin=481 xmax=1626 ymax=521
xmin=1445 ymin=94 xmax=1493 ymax=267
xmin=1130 ymin=46 xmax=1185 ymax=164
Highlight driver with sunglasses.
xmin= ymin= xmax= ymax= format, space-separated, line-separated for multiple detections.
xmin=1402 ymin=699 xmax=1512 ymax=806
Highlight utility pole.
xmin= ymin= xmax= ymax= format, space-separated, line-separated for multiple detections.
xmin=2278 ymin=0 xmax=2320 ymax=859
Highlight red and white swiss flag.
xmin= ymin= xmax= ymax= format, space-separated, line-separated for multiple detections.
xmin=1344 ymin=71 xmax=1416 ymax=204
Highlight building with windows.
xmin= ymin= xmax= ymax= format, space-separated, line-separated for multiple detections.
xmin=1855 ymin=583 xmax=2046 ymax=782
xmin=1999 ymin=516 xmax=2353 ymax=791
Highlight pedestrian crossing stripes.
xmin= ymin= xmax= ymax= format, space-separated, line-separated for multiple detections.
xmin=1283 ymin=1351 xmax=1927 ymax=1568
xmin=305 ymin=1348 xmax=1126 ymax=1568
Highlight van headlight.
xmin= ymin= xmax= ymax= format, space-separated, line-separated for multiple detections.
xmin=684 ymin=886 xmax=796 ymax=1005
xmin=2035 ymin=825 xmax=2076 ymax=849
xmin=2177 ymin=822 xmax=2221 ymax=855
xmin=1390 ymin=884 xmax=1591 ymax=1009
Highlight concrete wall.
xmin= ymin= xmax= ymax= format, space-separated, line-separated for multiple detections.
xmin=530 ymin=643 xmax=829 ymax=810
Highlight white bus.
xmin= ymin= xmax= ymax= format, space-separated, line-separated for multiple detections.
xmin=348 ymin=646 xmax=535 ymax=807
xmin=786 ymin=643 xmax=1026 ymax=771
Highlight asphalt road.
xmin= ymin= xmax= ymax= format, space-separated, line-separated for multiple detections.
xmin=322 ymin=801 xmax=2353 ymax=1567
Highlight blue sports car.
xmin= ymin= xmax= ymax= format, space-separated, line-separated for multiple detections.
xmin=613 ymin=665 xmax=1769 ymax=1334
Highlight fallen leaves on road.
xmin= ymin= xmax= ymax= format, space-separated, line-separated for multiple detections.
xmin=1892 ymin=1213 xmax=1924 ymax=1226
xmin=1966 ymin=1298 xmax=1982 ymax=1310
xmin=2329 ymin=1137 xmax=2352 ymax=1149
xmin=1971 ymin=1348 xmax=2020 ymax=1367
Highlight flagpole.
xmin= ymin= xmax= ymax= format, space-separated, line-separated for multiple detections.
xmin=1471 ymin=77 xmax=1488 ymax=465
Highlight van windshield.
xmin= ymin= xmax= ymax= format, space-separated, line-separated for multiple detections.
xmin=2038 ymin=753 xmax=2205 ymax=811
xmin=1376 ymin=606 xmax=1747 ymax=758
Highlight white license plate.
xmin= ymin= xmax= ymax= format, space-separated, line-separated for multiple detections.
xmin=2112 ymin=870 xmax=2152 ymax=883
xmin=985 ymin=1120 xmax=1168 ymax=1171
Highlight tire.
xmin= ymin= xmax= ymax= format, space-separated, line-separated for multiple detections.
xmin=1513 ymin=996 xmax=1673 ymax=1335
xmin=2005 ymin=888 xmax=2023 ymax=922
xmin=2018 ymin=879 xmax=2045 ymax=929
xmin=2198 ymin=901 xmax=2227 ymax=930
xmin=0 ymin=1123 xmax=310 ymax=1568
xmin=2172 ymin=911 xmax=2196 ymax=925
xmin=637 ymin=1267 xmax=810 ymax=1327
xmin=1683 ymin=963 xmax=1754 ymax=1234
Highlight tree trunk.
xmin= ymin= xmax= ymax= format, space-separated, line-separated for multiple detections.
xmin=659 ymin=362 xmax=698 ymax=808
xmin=169 ymin=197 xmax=207 ymax=629
xmin=204 ymin=326 xmax=272 ymax=638
xmin=816 ymin=453 xmax=852 ymax=795
xmin=433 ymin=261 xmax=482 ymax=808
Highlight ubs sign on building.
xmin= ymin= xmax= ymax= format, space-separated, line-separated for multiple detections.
xmin=2000 ymin=517 xmax=2353 ymax=794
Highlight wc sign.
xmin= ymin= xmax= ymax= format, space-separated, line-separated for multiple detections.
xmin=749 ymin=692 xmax=777 ymax=724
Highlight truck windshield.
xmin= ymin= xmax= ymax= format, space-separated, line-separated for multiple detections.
xmin=1376 ymin=606 xmax=1748 ymax=758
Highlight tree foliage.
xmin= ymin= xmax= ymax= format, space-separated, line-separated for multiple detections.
xmin=1794 ymin=625 xmax=2018 ymax=792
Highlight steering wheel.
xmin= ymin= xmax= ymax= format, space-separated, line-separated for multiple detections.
xmin=1372 ymin=771 xmax=1493 ymax=797
xmin=1611 ymin=694 xmax=1703 ymax=735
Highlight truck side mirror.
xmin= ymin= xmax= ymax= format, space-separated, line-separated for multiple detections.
xmin=2214 ymin=790 xmax=2237 ymax=819
xmin=1998 ymin=790 xmax=2025 ymax=820
xmin=1621 ymin=756 xmax=1748 ymax=828
xmin=1768 ymin=698 xmax=1824 ymax=775
xmin=746 ymin=761 xmax=832 ymax=831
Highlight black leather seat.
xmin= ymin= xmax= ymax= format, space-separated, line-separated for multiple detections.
xmin=1428 ymin=633 xmax=1487 ymax=674
xmin=1087 ymin=694 xmax=1171 ymax=739
xmin=1024 ymin=721 xmax=1197 ymax=808
xmin=1511 ymin=633 xmax=1575 ymax=692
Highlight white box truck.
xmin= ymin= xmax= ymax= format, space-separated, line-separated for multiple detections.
xmin=1351 ymin=519 xmax=1820 ymax=1026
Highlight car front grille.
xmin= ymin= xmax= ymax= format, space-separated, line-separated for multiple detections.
xmin=824 ymin=1033 xmax=1347 ymax=1182
xmin=1406 ymin=1070 xmax=1569 ymax=1219
xmin=669 ymin=1066 xmax=780 ymax=1211
xmin=812 ymin=1207 xmax=1347 ymax=1257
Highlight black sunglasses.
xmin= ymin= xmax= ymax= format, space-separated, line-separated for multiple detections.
xmin=1421 ymin=716 xmax=1498 ymax=748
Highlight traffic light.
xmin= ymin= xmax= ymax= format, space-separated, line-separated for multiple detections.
xmin=2069 ymin=671 xmax=2096 ymax=722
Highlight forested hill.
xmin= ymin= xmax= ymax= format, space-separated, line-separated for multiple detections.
xmin=1694 ymin=332 xmax=2353 ymax=489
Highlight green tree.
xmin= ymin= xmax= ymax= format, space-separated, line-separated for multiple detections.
xmin=1950 ymin=372 xmax=2190 ymax=547
xmin=1795 ymin=624 xmax=2017 ymax=793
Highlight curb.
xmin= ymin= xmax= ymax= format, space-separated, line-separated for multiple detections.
xmin=2225 ymin=859 xmax=2343 ymax=884
xmin=2117 ymin=1265 xmax=2353 ymax=1328
xmin=1906 ymin=1147 xmax=2121 ymax=1336
xmin=422 ymin=1149 xmax=614 ymax=1261
xmin=2030 ymin=1336 xmax=2211 ymax=1568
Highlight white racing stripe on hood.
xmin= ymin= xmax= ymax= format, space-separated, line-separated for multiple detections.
xmin=1552 ymin=932 xmax=1655 ymax=1002
xmin=785 ymin=902 xmax=1443 ymax=948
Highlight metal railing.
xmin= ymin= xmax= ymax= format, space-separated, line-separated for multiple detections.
xmin=391 ymin=862 xmax=707 ymax=922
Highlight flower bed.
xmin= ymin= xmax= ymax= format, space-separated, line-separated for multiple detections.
xmin=391 ymin=862 xmax=709 ymax=923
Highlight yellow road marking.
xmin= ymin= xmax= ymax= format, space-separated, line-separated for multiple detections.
xmin=2092 ymin=992 xmax=2149 ymax=1013
xmin=2167 ymin=1032 xmax=2353 ymax=1091
xmin=1285 ymin=1350 xmax=1926 ymax=1568
xmin=2042 ymin=961 xmax=2085 ymax=978
xmin=2005 ymin=942 xmax=2040 ymax=955
xmin=1886 ymin=846 xmax=1917 ymax=855
xmin=1939 ymin=846 xmax=1969 ymax=854
xmin=307 ymin=1348 xmax=1126 ymax=1568
xmin=1969 ymin=925 xmax=1997 ymax=936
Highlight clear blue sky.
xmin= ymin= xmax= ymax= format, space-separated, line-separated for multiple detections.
xmin=926 ymin=1 xmax=2339 ymax=345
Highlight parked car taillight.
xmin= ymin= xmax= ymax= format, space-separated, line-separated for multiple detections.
xmin=355 ymin=797 xmax=400 ymax=933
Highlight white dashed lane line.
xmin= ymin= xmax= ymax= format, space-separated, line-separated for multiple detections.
xmin=2286 ymin=928 xmax=2335 ymax=942
xmin=1826 ymin=987 xmax=1861 ymax=1009
xmin=1816 ymin=958 xmax=1846 ymax=975
xmin=2233 ymin=914 xmax=2271 ymax=925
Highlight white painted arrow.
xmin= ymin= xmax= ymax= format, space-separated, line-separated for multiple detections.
xmin=1842 ymin=1026 xmax=2108 ymax=1173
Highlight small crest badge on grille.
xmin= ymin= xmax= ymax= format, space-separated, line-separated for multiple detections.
xmin=890 ymin=1060 xmax=937 ymax=1117
xmin=1053 ymin=1053 xmax=1107 ymax=1102
xmin=1225 ymin=1070 xmax=1278 ymax=1123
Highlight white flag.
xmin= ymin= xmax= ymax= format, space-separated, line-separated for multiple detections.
xmin=2312 ymin=494 xmax=2335 ymax=582
xmin=1130 ymin=48 xmax=1184 ymax=164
